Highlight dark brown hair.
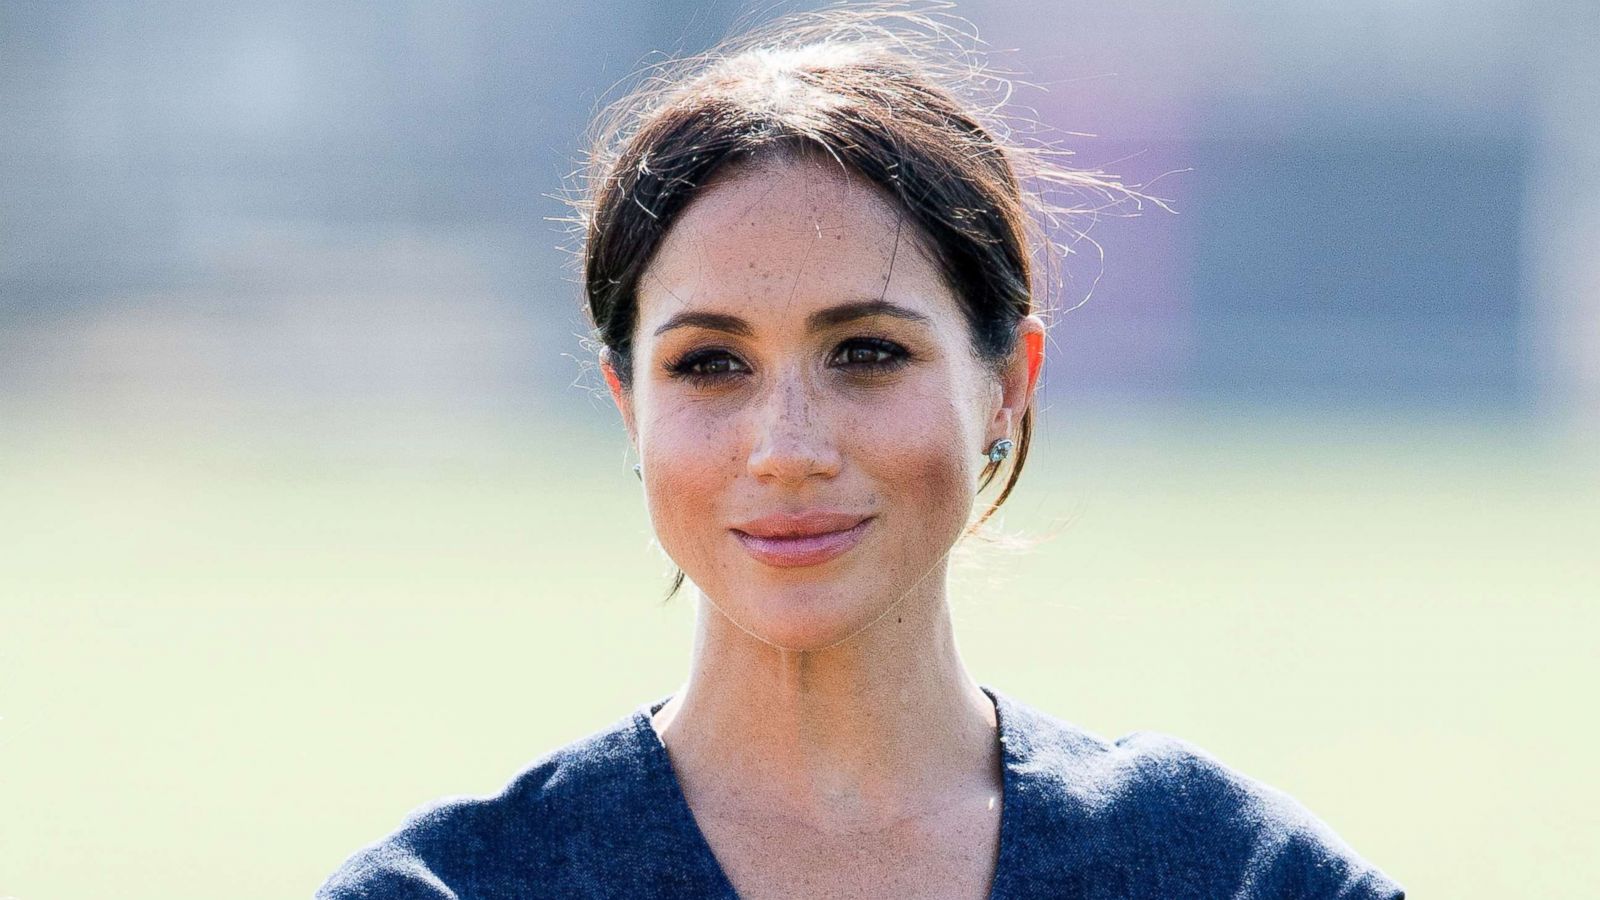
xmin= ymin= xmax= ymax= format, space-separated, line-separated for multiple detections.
xmin=574 ymin=7 xmax=1153 ymax=594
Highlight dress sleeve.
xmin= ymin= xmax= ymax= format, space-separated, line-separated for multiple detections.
xmin=1116 ymin=730 xmax=1406 ymax=900
xmin=313 ymin=845 xmax=458 ymax=900
xmin=1240 ymin=824 xmax=1406 ymax=899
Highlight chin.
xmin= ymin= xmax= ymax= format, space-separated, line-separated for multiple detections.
xmin=715 ymin=575 xmax=894 ymax=651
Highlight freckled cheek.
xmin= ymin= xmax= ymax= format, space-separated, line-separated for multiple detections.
xmin=639 ymin=405 xmax=744 ymax=560
xmin=845 ymin=393 xmax=976 ymax=544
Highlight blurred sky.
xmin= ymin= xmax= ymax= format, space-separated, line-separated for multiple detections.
xmin=4 ymin=0 xmax=1597 ymax=442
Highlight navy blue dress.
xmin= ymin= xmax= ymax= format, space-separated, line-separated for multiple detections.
xmin=317 ymin=686 xmax=1405 ymax=898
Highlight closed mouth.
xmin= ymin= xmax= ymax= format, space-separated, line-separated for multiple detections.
xmin=730 ymin=516 xmax=873 ymax=568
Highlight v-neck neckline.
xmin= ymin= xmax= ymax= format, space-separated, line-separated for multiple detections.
xmin=627 ymin=684 xmax=1025 ymax=900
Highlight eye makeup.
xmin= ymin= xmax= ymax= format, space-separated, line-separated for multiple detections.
xmin=663 ymin=335 xmax=914 ymax=388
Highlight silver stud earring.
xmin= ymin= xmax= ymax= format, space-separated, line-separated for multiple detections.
xmin=986 ymin=438 xmax=1014 ymax=464
xmin=632 ymin=463 xmax=642 ymax=481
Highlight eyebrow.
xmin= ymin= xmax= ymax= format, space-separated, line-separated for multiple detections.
xmin=651 ymin=299 xmax=933 ymax=338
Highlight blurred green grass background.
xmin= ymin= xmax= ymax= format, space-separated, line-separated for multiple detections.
xmin=6 ymin=1 xmax=1599 ymax=896
xmin=2 ymin=404 xmax=1594 ymax=899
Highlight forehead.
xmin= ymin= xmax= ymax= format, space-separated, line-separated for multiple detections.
xmin=636 ymin=155 xmax=954 ymax=328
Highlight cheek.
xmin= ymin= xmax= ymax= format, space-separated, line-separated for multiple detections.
xmin=632 ymin=367 xmax=988 ymax=590
xmin=637 ymin=401 xmax=742 ymax=562
xmin=845 ymin=383 xmax=979 ymax=546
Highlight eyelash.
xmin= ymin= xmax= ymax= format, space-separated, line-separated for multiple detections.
xmin=665 ymin=337 xmax=912 ymax=386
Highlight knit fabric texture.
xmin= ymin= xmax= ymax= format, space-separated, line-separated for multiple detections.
xmin=317 ymin=685 xmax=1405 ymax=899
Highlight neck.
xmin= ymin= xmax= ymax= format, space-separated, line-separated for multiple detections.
xmin=649 ymin=575 xmax=1000 ymax=832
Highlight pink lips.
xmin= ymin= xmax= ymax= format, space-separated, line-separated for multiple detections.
xmin=731 ymin=511 xmax=873 ymax=568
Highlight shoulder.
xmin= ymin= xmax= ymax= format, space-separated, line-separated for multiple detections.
xmin=314 ymin=707 xmax=654 ymax=900
xmin=991 ymin=689 xmax=1405 ymax=899
xmin=1111 ymin=730 xmax=1405 ymax=899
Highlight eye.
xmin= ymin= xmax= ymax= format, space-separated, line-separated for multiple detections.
xmin=665 ymin=348 xmax=750 ymax=385
xmin=665 ymin=338 xmax=910 ymax=386
xmin=829 ymin=337 xmax=910 ymax=372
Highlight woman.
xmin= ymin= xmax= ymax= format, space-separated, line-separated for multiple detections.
xmin=318 ymin=10 xmax=1404 ymax=900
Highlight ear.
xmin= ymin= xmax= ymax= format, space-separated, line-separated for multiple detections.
xmin=600 ymin=349 xmax=638 ymax=446
xmin=989 ymin=315 xmax=1046 ymax=443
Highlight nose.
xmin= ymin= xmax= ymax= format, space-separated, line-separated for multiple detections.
xmin=746 ymin=368 xmax=842 ymax=485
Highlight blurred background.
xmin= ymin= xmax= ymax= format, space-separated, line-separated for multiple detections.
xmin=2 ymin=1 xmax=1596 ymax=897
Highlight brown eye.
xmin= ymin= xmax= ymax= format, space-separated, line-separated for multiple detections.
xmin=829 ymin=337 xmax=909 ymax=371
xmin=694 ymin=355 xmax=739 ymax=375
xmin=666 ymin=348 xmax=750 ymax=385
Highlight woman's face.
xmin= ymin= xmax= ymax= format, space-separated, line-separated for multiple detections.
xmin=606 ymin=154 xmax=1040 ymax=650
